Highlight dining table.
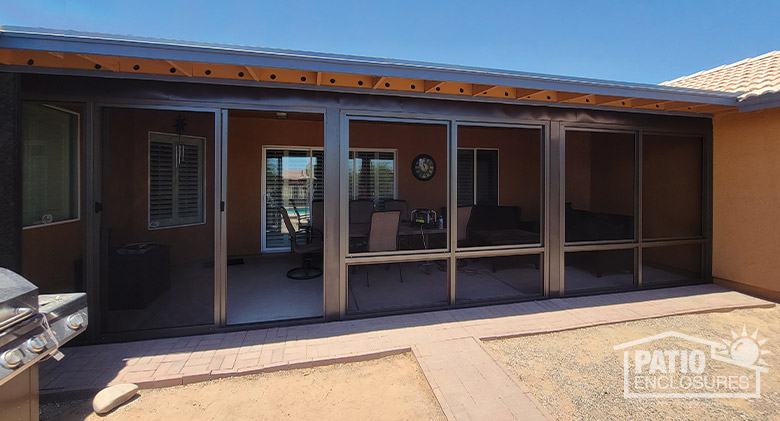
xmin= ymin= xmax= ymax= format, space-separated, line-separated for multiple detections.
xmin=348 ymin=223 xmax=447 ymax=239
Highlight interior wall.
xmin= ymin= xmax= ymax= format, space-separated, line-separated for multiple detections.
xmin=458 ymin=126 xmax=541 ymax=220
xmin=350 ymin=120 xmax=448 ymax=213
xmin=564 ymin=131 xmax=593 ymax=210
xmin=642 ymin=134 xmax=702 ymax=238
xmin=565 ymin=131 xmax=634 ymax=216
xmin=227 ymin=115 xmax=324 ymax=256
xmin=589 ymin=132 xmax=635 ymax=216
xmin=104 ymin=108 xmax=215 ymax=266
xmin=712 ymin=107 xmax=780 ymax=299
xmin=22 ymin=222 xmax=82 ymax=293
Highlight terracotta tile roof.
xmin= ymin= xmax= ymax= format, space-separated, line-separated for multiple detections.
xmin=661 ymin=51 xmax=780 ymax=99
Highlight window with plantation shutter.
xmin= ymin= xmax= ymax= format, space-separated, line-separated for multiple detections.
xmin=457 ymin=149 xmax=474 ymax=207
xmin=349 ymin=150 xmax=396 ymax=209
xmin=457 ymin=148 xmax=498 ymax=206
xmin=149 ymin=133 xmax=205 ymax=229
xmin=476 ymin=149 xmax=498 ymax=205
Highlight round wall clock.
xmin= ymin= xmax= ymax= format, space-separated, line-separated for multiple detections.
xmin=412 ymin=154 xmax=436 ymax=181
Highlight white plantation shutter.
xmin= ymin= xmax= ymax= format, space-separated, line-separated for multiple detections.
xmin=349 ymin=150 xmax=395 ymax=209
xmin=176 ymin=141 xmax=204 ymax=223
xmin=457 ymin=149 xmax=475 ymax=206
xmin=149 ymin=133 xmax=205 ymax=228
xmin=312 ymin=150 xmax=324 ymax=201
xmin=149 ymin=140 xmax=175 ymax=225
xmin=373 ymin=151 xmax=395 ymax=209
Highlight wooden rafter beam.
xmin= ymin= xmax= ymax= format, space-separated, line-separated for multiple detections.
xmin=471 ymin=84 xmax=496 ymax=96
xmin=424 ymin=80 xmax=445 ymax=93
xmin=685 ymin=104 xmax=736 ymax=114
xmin=76 ymin=53 xmax=118 ymax=71
xmin=48 ymin=52 xmax=65 ymax=59
xmin=244 ymin=66 xmax=259 ymax=81
xmin=524 ymin=90 xmax=557 ymax=102
xmin=165 ymin=60 xmax=191 ymax=76
xmin=557 ymin=92 xmax=591 ymax=103
xmin=316 ymin=72 xmax=322 ymax=86
xmin=372 ymin=76 xmax=387 ymax=89
xmin=663 ymin=101 xmax=705 ymax=112
xmin=598 ymin=97 xmax=634 ymax=107
xmin=515 ymin=88 xmax=544 ymax=99
xmin=630 ymin=98 xmax=672 ymax=109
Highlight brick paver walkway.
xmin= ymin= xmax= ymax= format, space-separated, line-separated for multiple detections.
xmin=415 ymin=337 xmax=550 ymax=420
xmin=41 ymin=284 xmax=773 ymax=420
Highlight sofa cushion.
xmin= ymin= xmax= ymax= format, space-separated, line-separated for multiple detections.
xmin=467 ymin=206 xmax=523 ymax=231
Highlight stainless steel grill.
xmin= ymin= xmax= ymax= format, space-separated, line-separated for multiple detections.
xmin=0 ymin=268 xmax=88 ymax=420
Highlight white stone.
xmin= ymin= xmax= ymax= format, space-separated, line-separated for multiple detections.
xmin=92 ymin=383 xmax=139 ymax=414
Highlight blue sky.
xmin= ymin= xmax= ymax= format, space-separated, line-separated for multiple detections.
xmin=2 ymin=1 xmax=779 ymax=84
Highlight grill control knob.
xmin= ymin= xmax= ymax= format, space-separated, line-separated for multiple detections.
xmin=67 ymin=313 xmax=85 ymax=330
xmin=27 ymin=335 xmax=47 ymax=353
xmin=1 ymin=349 xmax=24 ymax=369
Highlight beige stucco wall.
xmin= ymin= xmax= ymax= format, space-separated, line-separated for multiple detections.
xmin=713 ymin=106 xmax=780 ymax=300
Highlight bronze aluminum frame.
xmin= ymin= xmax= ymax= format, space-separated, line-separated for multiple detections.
xmin=558 ymin=124 xmax=711 ymax=296
xmin=16 ymin=73 xmax=714 ymax=341
xmin=341 ymin=114 xmax=552 ymax=316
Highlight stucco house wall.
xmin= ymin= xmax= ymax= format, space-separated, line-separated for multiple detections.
xmin=712 ymin=106 xmax=780 ymax=301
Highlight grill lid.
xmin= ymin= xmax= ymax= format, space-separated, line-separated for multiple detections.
xmin=0 ymin=268 xmax=39 ymax=328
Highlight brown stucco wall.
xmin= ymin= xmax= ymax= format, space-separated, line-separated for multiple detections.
xmin=712 ymin=106 xmax=780 ymax=301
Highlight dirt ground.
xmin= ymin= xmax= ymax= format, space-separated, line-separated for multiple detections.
xmin=40 ymin=352 xmax=445 ymax=421
xmin=487 ymin=305 xmax=780 ymax=420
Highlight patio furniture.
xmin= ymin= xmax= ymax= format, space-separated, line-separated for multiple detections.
xmin=349 ymin=200 xmax=374 ymax=224
xmin=467 ymin=205 xmax=540 ymax=246
xmin=564 ymin=203 xmax=633 ymax=242
xmin=383 ymin=199 xmax=409 ymax=222
xmin=311 ymin=199 xmax=324 ymax=237
xmin=365 ymin=210 xmax=402 ymax=287
xmin=280 ymin=206 xmax=323 ymax=280
xmin=457 ymin=206 xmax=473 ymax=245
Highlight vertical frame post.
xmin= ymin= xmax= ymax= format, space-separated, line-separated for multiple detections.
xmin=323 ymin=107 xmax=343 ymax=320
xmin=215 ymin=109 xmax=227 ymax=327
xmin=548 ymin=121 xmax=563 ymax=296
xmin=448 ymin=120 xmax=457 ymax=305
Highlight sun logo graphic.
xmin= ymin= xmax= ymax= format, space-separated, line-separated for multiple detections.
xmin=719 ymin=326 xmax=771 ymax=368
xmin=614 ymin=325 xmax=770 ymax=399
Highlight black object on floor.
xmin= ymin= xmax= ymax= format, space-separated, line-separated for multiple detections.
xmin=227 ymin=258 xmax=245 ymax=266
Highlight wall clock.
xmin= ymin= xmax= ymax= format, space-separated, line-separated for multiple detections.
xmin=412 ymin=154 xmax=436 ymax=181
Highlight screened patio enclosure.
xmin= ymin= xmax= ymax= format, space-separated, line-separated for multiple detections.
xmin=1 ymin=26 xmax=729 ymax=341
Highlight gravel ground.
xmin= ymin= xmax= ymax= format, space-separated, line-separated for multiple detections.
xmin=487 ymin=306 xmax=780 ymax=420
xmin=40 ymin=352 xmax=445 ymax=421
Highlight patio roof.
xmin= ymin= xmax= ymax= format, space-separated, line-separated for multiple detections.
xmin=0 ymin=25 xmax=740 ymax=115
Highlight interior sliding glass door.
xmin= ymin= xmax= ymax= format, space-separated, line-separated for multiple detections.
xmin=263 ymin=148 xmax=323 ymax=252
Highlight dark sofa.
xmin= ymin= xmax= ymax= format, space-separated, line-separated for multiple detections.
xmin=463 ymin=205 xmax=540 ymax=247
xmin=564 ymin=203 xmax=633 ymax=242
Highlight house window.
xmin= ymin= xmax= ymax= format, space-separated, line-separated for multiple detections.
xmin=148 ymin=132 xmax=205 ymax=229
xmin=457 ymin=148 xmax=498 ymax=206
xmin=21 ymin=103 xmax=80 ymax=227
xmin=348 ymin=150 xmax=396 ymax=208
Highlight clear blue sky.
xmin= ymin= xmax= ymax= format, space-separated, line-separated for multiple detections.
xmin=2 ymin=1 xmax=779 ymax=84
